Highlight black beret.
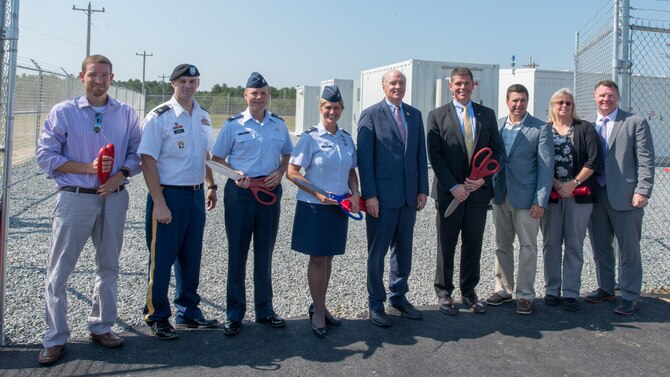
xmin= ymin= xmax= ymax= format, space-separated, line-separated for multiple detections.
xmin=321 ymin=85 xmax=342 ymax=103
xmin=246 ymin=72 xmax=268 ymax=88
xmin=170 ymin=64 xmax=200 ymax=81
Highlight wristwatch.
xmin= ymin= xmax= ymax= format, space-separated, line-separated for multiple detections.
xmin=573 ymin=178 xmax=582 ymax=185
xmin=207 ymin=184 xmax=218 ymax=191
xmin=120 ymin=167 xmax=130 ymax=178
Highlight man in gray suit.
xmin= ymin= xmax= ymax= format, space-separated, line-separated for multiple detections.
xmin=486 ymin=84 xmax=553 ymax=315
xmin=357 ymin=69 xmax=429 ymax=327
xmin=584 ymin=80 xmax=655 ymax=315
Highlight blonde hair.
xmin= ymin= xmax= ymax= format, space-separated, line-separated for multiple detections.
xmin=319 ymin=98 xmax=345 ymax=110
xmin=547 ymin=88 xmax=580 ymax=124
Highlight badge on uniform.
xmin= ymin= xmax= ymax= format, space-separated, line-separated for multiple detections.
xmin=173 ymin=122 xmax=184 ymax=134
xmin=201 ymin=117 xmax=210 ymax=126
xmin=321 ymin=143 xmax=333 ymax=149
xmin=178 ymin=141 xmax=185 ymax=149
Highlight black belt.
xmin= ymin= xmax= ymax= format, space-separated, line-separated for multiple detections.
xmin=162 ymin=183 xmax=203 ymax=191
xmin=60 ymin=185 xmax=125 ymax=194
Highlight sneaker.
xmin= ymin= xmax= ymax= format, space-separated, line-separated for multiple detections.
xmin=486 ymin=292 xmax=513 ymax=306
xmin=148 ymin=319 xmax=178 ymax=340
xmin=562 ymin=298 xmax=580 ymax=311
xmin=544 ymin=294 xmax=561 ymax=306
xmin=516 ymin=298 xmax=533 ymax=315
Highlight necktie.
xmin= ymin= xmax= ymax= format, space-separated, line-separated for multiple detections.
xmin=393 ymin=105 xmax=406 ymax=143
xmin=596 ymin=117 xmax=609 ymax=187
xmin=463 ymin=106 xmax=474 ymax=161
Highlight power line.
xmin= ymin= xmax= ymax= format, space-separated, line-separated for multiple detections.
xmin=135 ymin=51 xmax=154 ymax=96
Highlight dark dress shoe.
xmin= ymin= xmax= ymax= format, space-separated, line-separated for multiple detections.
xmin=223 ymin=320 xmax=242 ymax=336
xmin=90 ymin=331 xmax=124 ymax=348
xmin=38 ymin=345 xmax=64 ymax=366
xmin=562 ymin=298 xmax=580 ymax=312
xmin=462 ymin=295 xmax=486 ymax=313
xmin=175 ymin=316 xmax=219 ymax=329
xmin=584 ymin=288 xmax=616 ymax=303
xmin=148 ymin=319 xmax=178 ymax=340
xmin=310 ymin=303 xmax=342 ymax=326
xmin=439 ymin=296 xmax=458 ymax=315
xmin=544 ymin=294 xmax=562 ymax=306
xmin=614 ymin=299 xmax=640 ymax=316
xmin=369 ymin=308 xmax=392 ymax=327
xmin=311 ymin=319 xmax=327 ymax=338
xmin=256 ymin=313 xmax=287 ymax=328
xmin=390 ymin=302 xmax=423 ymax=319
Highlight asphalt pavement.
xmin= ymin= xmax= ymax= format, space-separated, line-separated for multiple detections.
xmin=1 ymin=296 xmax=669 ymax=376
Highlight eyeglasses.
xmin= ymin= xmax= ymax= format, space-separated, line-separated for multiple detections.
xmin=556 ymin=101 xmax=573 ymax=106
xmin=94 ymin=112 xmax=102 ymax=133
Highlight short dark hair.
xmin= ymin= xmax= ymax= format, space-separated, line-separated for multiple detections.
xmin=450 ymin=67 xmax=473 ymax=81
xmin=506 ymin=84 xmax=529 ymax=101
xmin=594 ymin=80 xmax=619 ymax=93
xmin=81 ymin=54 xmax=112 ymax=72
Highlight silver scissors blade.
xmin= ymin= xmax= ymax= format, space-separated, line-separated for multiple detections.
xmin=206 ymin=160 xmax=243 ymax=180
xmin=444 ymin=198 xmax=460 ymax=218
xmin=292 ymin=178 xmax=329 ymax=197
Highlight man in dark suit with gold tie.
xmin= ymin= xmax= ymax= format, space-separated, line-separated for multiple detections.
xmin=427 ymin=67 xmax=504 ymax=315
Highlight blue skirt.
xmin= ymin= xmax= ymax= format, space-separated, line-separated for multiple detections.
xmin=291 ymin=201 xmax=348 ymax=256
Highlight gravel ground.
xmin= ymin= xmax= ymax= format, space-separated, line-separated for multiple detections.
xmin=3 ymin=160 xmax=669 ymax=345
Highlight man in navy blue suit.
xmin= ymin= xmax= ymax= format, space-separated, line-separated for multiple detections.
xmin=357 ymin=69 xmax=429 ymax=327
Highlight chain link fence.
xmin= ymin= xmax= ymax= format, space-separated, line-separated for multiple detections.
xmin=13 ymin=58 xmax=143 ymax=164
xmin=575 ymin=2 xmax=670 ymax=254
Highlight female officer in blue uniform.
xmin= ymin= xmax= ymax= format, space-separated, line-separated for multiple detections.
xmin=287 ymin=85 xmax=360 ymax=338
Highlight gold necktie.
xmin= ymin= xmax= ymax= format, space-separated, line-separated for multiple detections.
xmin=463 ymin=106 xmax=474 ymax=161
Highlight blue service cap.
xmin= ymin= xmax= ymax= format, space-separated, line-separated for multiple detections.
xmin=321 ymin=85 xmax=342 ymax=102
xmin=170 ymin=64 xmax=199 ymax=81
xmin=246 ymin=72 xmax=268 ymax=88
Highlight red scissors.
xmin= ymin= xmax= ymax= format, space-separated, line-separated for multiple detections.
xmin=248 ymin=177 xmax=277 ymax=206
xmin=444 ymin=147 xmax=499 ymax=217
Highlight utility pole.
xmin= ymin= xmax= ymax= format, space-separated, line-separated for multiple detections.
xmin=158 ymin=74 xmax=168 ymax=102
xmin=135 ymin=50 xmax=153 ymax=96
xmin=72 ymin=2 xmax=105 ymax=57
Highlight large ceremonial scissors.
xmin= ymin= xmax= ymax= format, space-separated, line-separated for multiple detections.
xmin=291 ymin=179 xmax=365 ymax=221
xmin=206 ymin=160 xmax=277 ymax=206
xmin=444 ymin=147 xmax=500 ymax=218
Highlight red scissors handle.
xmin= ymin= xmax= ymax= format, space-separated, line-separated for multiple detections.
xmin=97 ymin=143 xmax=114 ymax=184
xmin=468 ymin=147 xmax=499 ymax=180
xmin=248 ymin=177 xmax=277 ymax=206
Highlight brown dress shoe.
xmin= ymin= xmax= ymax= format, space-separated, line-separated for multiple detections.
xmin=38 ymin=345 xmax=64 ymax=366
xmin=517 ymin=298 xmax=533 ymax=315
xmin=90 ymin=331 xmax=124 ymax=348
xmin=439 ymin=296 xmax=458 ymax=315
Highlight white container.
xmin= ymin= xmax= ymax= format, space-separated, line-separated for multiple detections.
xmin=498 ymin=68 xmax=574 ymax=121
xmin=357 ymin=59 xmax=499 ymax=141
xmin=320 ymin=79 xmax=354 ymax=135
xmin=294 ymin=85 xmax=320 ymax=135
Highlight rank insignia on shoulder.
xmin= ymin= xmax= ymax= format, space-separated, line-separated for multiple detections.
xmin=341 ymin=129 xmax=350 ymax=136
xmin=270 ymin=113 xmax=284 ymax=121
xmin=153 ymin=104 xmax=171 ymax=116
xmin=306 ymin=127 xmax=318 ymax=134
xmin=227 ymin=113 xmax=243 ymax=122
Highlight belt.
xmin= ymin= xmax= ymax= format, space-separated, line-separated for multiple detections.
xmin=60 ymin=185 xmax=125 ymax=194
xmin=162 ymin=183 xmax=204 ymax=191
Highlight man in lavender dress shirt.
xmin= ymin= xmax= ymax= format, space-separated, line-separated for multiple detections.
xmin=35 ymin=55 xmax=141 ymax=365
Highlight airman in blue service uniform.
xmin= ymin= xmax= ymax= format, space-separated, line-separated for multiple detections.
xmin=287 ymin=85 xmax=360 ymax=338
xmin=211 ymin=72 xmax=293 ymax=335
xmin=138 ymin=64 xmax=219 ymax=340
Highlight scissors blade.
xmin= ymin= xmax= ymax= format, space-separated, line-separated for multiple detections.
xmin=444 ymin=198 xmax=460 ymax=218
xmin=206 ymin=160 xmax=243 ymax=180
xmin=293 ymin=179 xmax=329 ymax=197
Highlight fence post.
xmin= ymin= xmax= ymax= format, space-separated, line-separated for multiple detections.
xmin=30 ymin=59 xmax=42 ymax=147
xmin=620 ymin=0 xmax=632 ymax=111
xmin=612 ymin=0 xmax=621 ymax=86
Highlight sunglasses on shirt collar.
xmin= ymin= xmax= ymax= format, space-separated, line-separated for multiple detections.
xmin=94 ymin=112 xmax=103 ymax=133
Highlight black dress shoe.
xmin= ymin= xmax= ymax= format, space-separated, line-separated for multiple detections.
xmin=175 ymin=316 xmax=219 ymax=329
xmin=223 ymin=320 xmax=242 ymax=336
xmin=256 ymin=313 xmax=287 ymax=328
xmin=462 ymin=295 xmax=486 ymax=313
xmin=369 ymin=308 xmax=392 ymax=327
xmin=614 ymin=299 xmax=640 ymax=316
xmin=584 ymin=288 xmax=616 ymax=303
xmin=311 ymin=319 xmax=327 ymax=338
xmin=390 ymin=302 xmax=423 ymax=319
xmin=148 ymin=319 xmax=178 ymax=340
xmin=439 ymin=296 xmax=458 ymax=315
xmin=562 ymin=298 xmax=580 ymax=312
xmin=544 ymin=294 xmax=562 ymax=306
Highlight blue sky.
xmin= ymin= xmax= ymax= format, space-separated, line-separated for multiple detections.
xmin=17 ymin=0 xmax=669 ymax=90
